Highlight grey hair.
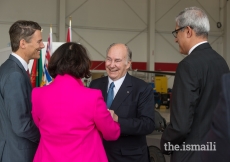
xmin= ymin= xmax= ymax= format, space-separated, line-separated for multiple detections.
xmin=175 ymin=7 xmax=210 ymax=38
xmin=106 ymin=43 xmax=132 ymax=62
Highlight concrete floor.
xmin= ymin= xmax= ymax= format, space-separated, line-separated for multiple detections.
xmin=146 ymin=106 xmax=170 ymax=162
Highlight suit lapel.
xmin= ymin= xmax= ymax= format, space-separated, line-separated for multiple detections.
xmin=9 ymin=55 xmax=32 ymax=89
xmin=110 ymin=73 xmax=133 ymax=111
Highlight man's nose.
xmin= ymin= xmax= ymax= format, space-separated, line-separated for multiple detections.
xmin=110 ymin=60 xmax=116 ymax=67
xmin=40 ymin=42 xmax=45 ymax=49
xmin=175 ymin=37 xmax=178 ymax=43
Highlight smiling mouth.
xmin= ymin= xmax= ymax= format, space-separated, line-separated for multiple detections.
xmin=108 ymin=69 xmax=118 ymax=72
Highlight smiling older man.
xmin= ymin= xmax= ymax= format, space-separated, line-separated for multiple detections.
xmin=89 ymin=43 xmax=155 ymax=162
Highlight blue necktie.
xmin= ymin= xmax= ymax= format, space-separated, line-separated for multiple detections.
xmin=107 ymin=82 xmax=115 ymax=108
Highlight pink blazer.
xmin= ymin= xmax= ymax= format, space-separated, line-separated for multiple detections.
xmin=32 ymin=74 xmax=120 ymax=162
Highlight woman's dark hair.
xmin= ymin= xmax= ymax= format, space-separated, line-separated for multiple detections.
xmin=48 ymin=42 xmax=91 ymax=79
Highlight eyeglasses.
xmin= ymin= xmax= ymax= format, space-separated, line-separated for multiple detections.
xmin=172 ymin=26 xmax=186 ymax=38
xmin=172 ymin=26 xmax=193 ymax=38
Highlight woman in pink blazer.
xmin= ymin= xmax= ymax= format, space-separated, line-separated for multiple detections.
xmin=32 ymin=42 xmax=120 ymax=162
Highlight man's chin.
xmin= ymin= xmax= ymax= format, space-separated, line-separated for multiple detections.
xmin=107 ymin=74 xmax=117 ymax=80
xmin=34 ymin=56 xmax=41 ymax=60
xmin=180 ymin=50 xmax=187 ymax=55
xmin=108 ymin=72 xmax=117 ymax=75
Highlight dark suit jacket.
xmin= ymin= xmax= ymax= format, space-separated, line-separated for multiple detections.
xmin=0 ymin=55 xmax=40 ymax=162
xmin=90 ymin=73 xmax=155 ymax=162
xmin=160 ymin=43 xmax=229 ymax=162
xmin=201 ymin=73 xmax=230 ymax=162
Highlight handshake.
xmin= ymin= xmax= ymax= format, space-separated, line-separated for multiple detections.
xmin=108 ymin=110 xmax=118 ymax=122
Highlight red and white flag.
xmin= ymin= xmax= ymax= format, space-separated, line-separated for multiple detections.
xmin=66 ymin=27 xmax=72 ymax=42
xmin=66 ymin=17 xmax=72 ymax=42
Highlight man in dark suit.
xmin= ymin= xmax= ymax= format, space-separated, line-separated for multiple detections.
xmin=90 ymin=43 xmax=155 ymax=162
xmin=0 ymin=20 xmax=44 ymax=162
xmin=201 ymin=73 xmax=230 ymax=162
xmin=160 ymin=7 xmax=229 ymax=162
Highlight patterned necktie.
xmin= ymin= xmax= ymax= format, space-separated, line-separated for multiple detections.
xmin=106 ymin=82 xmax=115 ymax=109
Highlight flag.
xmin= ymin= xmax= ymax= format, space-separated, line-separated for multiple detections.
xmin=66 ymin=17 xmax=72 ymax=42
xmin=30 ymin=51 xmax=43 ymax=88
xmin=66 ymin=26 xmax=72 ymax=42
xmin=41 ymin=32 xmax=53 ymax=86
xmin=30 ymin=59 xmax=37 ymax=88
xmin=36 ymin=51 xmax=43 ymax=87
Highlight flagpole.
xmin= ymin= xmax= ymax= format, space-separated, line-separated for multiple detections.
xmin=50 ymin=24 xmax=53 ymax=54
xmin=50 ymin=24 xmax=52 ymax=34
xmin=69 ymin=16 xmax=71 ymax=28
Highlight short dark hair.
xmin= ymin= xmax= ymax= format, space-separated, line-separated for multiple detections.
xmin=48 ymin=42 xmax=91 ymax=79
xmin=9 ymin=20 xmax=42 ymax=52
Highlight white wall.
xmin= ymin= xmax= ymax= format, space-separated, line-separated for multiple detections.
xmin=0 ymin=47 xmax=12 ymax=64
xmin=0 ymin=0 xmax=229 ymax=88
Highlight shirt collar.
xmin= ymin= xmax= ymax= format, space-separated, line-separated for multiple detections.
xmin=188 ymin=41 xmax=208 ymax=55
xmin=11 ymin=53 xmax=28 ymax=71
xmin=108 ymin=73 xmax=126 ymax=91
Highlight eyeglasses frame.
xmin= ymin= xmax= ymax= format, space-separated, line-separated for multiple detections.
xmin=172 ymin=26 xmax=194 ymax=38
xmin=172 ymin=26 xmax=187 ymax=38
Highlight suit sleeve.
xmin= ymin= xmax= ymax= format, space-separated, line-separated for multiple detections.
xmin=31 ymin=88 xmax=40 ymax=127
xmin=89 ymin=80 xmax=94 ymax=87
xmin=93 ymin=91 xmax=120 ymax=141
xmin=201 ymin=74 xmax=230 ymax=161
xmin=160 ymin=61 xmax=199 ymax=154
xmin=3 ymin=72 xmax=40 ymax=143
xmin=118 ymin=84 xmax=155 ymax=135
xmin=89 ymin=80 xmax=97 ymax=88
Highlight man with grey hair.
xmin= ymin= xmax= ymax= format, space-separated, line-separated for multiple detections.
xmin=0 ymin=20 xmax=44 ymax=162
xmin=90 ymin=43 xmax=155 ymax=162
xmin=160 ymin=7 xmax=229 ymax=162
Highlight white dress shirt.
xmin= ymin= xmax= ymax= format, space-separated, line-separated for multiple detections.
xmin=11 ymin=53 xmax=28 ymax=71
xmin=107 ymin=74 xmax=126 ymax=99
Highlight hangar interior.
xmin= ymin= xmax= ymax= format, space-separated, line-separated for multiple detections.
xmin=0 ymin=1 xmax=230 ymax=161
xmin=1 ymin=0 xmax=230 ymax=88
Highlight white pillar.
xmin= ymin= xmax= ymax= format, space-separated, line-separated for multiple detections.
xmin=147 ymin=0 xmax=156 ymax=71
xmin=58 ymin=0 xmax=66 ymax=42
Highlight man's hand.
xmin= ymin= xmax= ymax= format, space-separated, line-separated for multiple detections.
xmin=108 ymin=110 xmax=118 ymax=122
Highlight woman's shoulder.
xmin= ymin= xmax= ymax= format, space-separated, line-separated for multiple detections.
xmin=83 ymin=87 xmax=102 ymax=96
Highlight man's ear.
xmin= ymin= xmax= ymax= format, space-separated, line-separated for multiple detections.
xmin=128 ymin=62 xmax=132 ymax=70
xmin=186 ymin=26 xmax=193 ymax=38
xmin=127 ymin=60 xmax=132 ymax=70
xmin=19 ymin=39 xmax=26 ymax=49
